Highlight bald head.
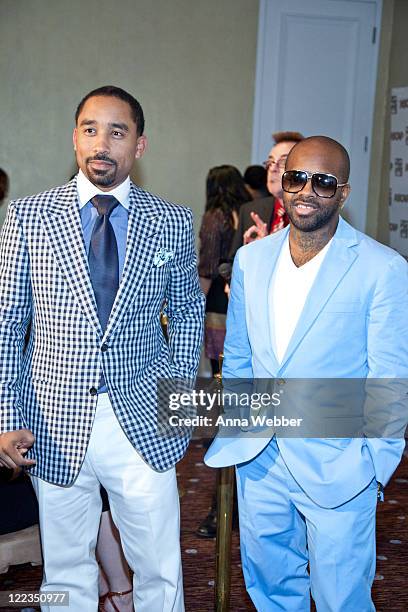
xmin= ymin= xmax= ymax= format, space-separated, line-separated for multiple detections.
xmin=286 ymin=136 xmax=350 ymax=183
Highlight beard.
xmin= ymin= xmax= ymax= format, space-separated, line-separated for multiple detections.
xmin=85 ymin=156 xmax=118 ymax=187
xmin=284 ymin=198 xmax=342 ymax=232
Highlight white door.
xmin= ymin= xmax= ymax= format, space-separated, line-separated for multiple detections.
xmin=252 ymin=0 xmax=381 ymax=231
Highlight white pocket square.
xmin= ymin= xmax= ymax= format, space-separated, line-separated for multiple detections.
xmin=153 ymin=247 xmax=174 ymax=267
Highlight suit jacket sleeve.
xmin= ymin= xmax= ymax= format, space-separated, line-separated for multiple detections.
xmin=0 ymin=203 xmax=32 ymax=432
xmin=364 ymin=253 xmax=408 ymax=486
xmin=165 ymin=208 xmax=205 ymax=380
xmin=222 ymin=248 xmax=253 ymax=379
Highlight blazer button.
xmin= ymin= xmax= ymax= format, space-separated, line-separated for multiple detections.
xmin=89 ymin=387 xmax=97 ymax=396
xmin=277 ymin=378 xmax=285 ymax=386
xmin=101 ymin=343 xmax=109 ymax=353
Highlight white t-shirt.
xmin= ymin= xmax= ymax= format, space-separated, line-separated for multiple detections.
xmin=269 ymin=234 xmax=332 ymax=363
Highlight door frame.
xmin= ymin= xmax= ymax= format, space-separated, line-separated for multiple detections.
xmin=251 ymin=0 xmax=384 ymax=234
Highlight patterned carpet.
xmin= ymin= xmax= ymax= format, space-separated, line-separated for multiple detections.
xmin=0 ymin=442 xmax=407 ymax=611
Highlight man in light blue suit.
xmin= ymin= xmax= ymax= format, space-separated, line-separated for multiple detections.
xmin=205 ymin=136 xmax=408 ymax=611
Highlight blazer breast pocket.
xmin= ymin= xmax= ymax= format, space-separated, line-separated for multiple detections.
xmin=320 ymin=301 xmax=366 ymax=338
xmin=323 ymin=301 xmax=362 ymax=314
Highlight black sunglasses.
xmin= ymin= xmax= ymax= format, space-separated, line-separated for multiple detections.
xmin=282 ymin=170 xmax=348 ymax=199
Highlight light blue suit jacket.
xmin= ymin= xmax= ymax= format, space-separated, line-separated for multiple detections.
xmin=205 ymin=218 xmax=408 ymax=508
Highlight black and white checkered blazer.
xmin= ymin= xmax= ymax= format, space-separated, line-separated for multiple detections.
xmin=0 ymin=178 xmax=205 ymax=485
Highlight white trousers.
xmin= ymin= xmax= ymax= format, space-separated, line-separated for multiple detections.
xmin=31 ymin=393 xmax=184 ymax=612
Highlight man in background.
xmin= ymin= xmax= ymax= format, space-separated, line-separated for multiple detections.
xmin=243 ymin=164 xmax=269 ymax=200
xmin=229 ymin=131 xmax=304 ymax=258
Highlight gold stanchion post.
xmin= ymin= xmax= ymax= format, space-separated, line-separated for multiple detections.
xmin=214 ymin=354 xmax=235 ymax=611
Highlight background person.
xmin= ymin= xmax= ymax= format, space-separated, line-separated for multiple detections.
xmin=0 ymin=168 xmax=9 ymax=228
xmin=97 ymin=488 xmax=133 ymax=612
xmin=0 ymin=168 xmax=8 ymax=203
xmin=243 ymin=164 xmax=269 ymax=200
xmin=198 ymin=165 xmax=250 ymax=378
xmin=0 ymin=169 xmax=41 ymax=575
xmin=196 ymin=165 xmax=249 ymax=539
xmin=229 ymin=131 xmax=304 ymax=258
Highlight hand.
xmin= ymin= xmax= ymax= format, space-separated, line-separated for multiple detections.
xmin=0 ymin=429 xmax=36 ymax=469
xmin=243 ymin=212 xmax=268 ymax=244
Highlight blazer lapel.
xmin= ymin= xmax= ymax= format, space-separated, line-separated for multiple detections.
xmin=105 ymin=184 xmax=166 ymax=337
xmin=40 ymin=180 xmax=101 ymax=334
xmin=278 ymin=218 xmax=360 ymax=372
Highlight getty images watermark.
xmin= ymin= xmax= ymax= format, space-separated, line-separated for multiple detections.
xmin=156 ymin=378 xmax=408 ymax=439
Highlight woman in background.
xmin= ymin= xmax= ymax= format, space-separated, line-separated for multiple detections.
xmin=97 ymin=488 xmax=133 ymax=611
xmin=196 ymin=166 xmax=250 ymax=538
xmin=0 ymin=168 xmax=8 ymax=202
xmin=0 ymin=168 xmax=9 ymax=229
xmin=198 ymin=165 xmax=251 ymax=376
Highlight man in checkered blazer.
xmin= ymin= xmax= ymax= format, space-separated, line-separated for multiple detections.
xmin=0 ymin=86 xmax=205 ymax=611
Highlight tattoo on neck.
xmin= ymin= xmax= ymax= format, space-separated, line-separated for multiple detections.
xmin=289 ymin=228 xmax=333 ymax=267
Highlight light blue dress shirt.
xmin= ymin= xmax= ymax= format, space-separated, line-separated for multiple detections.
xmin=76 ymin=169 xmax=130 ymax=280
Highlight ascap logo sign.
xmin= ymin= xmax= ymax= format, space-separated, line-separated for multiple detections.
xmin=400 ymin=220 xmax=408 ymax=239
xmin=390 ymin=87 xmax=408 ymax=256
xmin=390 ymin=127 xmax=408 ymax=146
xmin=394 ymin=193 xmax=408 ymax=203
xmin=391 ymin=131 xmax=404 ymax=141
xmin=395 ymin=158 xmax=403 ymax=177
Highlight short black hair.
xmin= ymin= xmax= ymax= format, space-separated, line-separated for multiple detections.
xmin=243 ymin=165 xmax=267 ymax=191
xmin=75 ymin=85 xmax=145 ymax=136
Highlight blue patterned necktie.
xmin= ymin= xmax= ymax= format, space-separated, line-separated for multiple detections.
xmin=88 ymin=195 xmax=120 ymax=332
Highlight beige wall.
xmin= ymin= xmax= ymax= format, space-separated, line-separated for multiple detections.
xmin=388 ymin=0 xmax=408 ymax=87
xmin=368 ymin=0 xmax=408 ymax=244
xmin=0 ymin=0 xmax=259 ymax=233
